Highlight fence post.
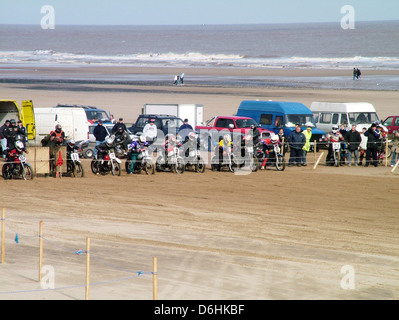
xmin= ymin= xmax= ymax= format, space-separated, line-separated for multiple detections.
xmin=39 ymin=221 xmax=44 ymax=282
xmin=85 ymin=237 xmax=91 ymax=300
xmin=153 ymin=256 xmax=158 ymax=300
xmin=1 ymin=208 xmax=5 ymax=264
xmin=313 ymin=152 xmax=324 ymax=170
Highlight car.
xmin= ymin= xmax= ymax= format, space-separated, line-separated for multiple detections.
xmin=54 ymin=104 xmax=112 ymax=124
xmin=129 ymin=114 xmax=184 ymax=137
xmin=382 ymin=115 xmax=399 ymax=135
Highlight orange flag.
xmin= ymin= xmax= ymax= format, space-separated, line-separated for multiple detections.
xmin=57 ymin=150 xmax=63 ymax=167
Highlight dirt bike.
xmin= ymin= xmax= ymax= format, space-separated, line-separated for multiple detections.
xmin=125 ymin=147 xmax=155 ymax=175
xmin=2 ymin=152 xmax=34 ymax=180
xmin=256 ymin=143 xmax=285 ymax=171
xmin=66 ymin=149 xmax=84 ymax=178
xmin=91 ymin=149 xmax=121 ymax=176
xmin=326 ymin=141 xmax=342 ymax=167
xmin=156 ymin=144 xmax=185 ymax=174
xmin=235 ymin=144 xmax=258 ymax=172
xmin=183 ymin=148 xmax=206 ymax=173
xmin=211 ymin=144 xmax=238 ymax=172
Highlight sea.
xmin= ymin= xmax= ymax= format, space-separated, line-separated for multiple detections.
xmin=0 ymin=21 xmax=399 ymax=90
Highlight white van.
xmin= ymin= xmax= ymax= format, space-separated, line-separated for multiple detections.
xmin=33 ymin=107 xmax=90 ymax=145
xmin=310 ymin=102 xmax=380 ymax=133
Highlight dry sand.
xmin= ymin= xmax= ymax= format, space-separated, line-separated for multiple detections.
xmin=1 ymin=66 xmax=399 ymax=300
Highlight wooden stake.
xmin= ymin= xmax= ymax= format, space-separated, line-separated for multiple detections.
xmin=85 ymin=237 xmax=91 ymax=300
xmin=385 ymin=140 xmax=389 ymax=167
xmin=39 ymin=221 xmax=43 ymax=282
xmin=1 ymin=208 xmax=5 ymax=264
xmin=314 ymin=140 xmax=317 ymax=162
xmin=391 ymin=159 xmax=399 ymax=173
xmin=313 ymin=152 xmax=324 ymax=170
xmin=153 ymin=256 xmax=158 ymax=300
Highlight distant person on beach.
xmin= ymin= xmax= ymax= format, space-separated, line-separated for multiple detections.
xmin=356 ymin=68 xmax=361 ymax=79
xmin=173 ymin=75 xmax=180 ymax=85
xmin=353 ymin=68 xmax=357 ymax=80
xmin=180 ymin=73 xmax=185 ymax=85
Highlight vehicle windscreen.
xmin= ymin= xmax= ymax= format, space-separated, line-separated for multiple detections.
xmin=285 ymin=115 xmax=315 ymax=127
xmin=348 ymin=112 xmax=379 ymax=124
xmin=162 ymin=118 xmax=183 ymax=129
xmin=86 ymin=110 xmax=110 ymax=122
xmin=235 ymin=118 xmax=259 ymax=128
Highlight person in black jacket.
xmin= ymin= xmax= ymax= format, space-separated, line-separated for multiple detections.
xmin=111 ymin=117 xmax=127 ymax=134
xmin=345 ymin=124 xmax=361 ymax=166
xmin=93 ymin=120 xmax=108 ymax=157
xmin=287 ymin=125 xmax=306 ymax=166
xmin=364 ymin=123 xmax=381 ymax=167
xmin=0 ymin=120 xmax=10 ymax=157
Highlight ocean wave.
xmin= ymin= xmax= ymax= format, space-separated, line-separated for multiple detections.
xmin=0 ymin=50 xmax=398 ymax=70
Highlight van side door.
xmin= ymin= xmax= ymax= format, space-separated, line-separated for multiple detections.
xmin=21 ymin=100 xmax=36 ymax=140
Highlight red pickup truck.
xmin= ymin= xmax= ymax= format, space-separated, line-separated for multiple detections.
xmin=382 ymin=115 xmax=399 ymax=134
xmin=195 ymin=116 xmax=273 ymax=150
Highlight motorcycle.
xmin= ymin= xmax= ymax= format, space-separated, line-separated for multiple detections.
xmin=91 ymin=149 xmax=122 ymax=176
xmin=256 ymin=142 xmax=286 ymax=171
xmin=66 ymin=149 xmax=84 ymax=178
xmin=211 ymin=144 xmax=237 ymax=172
xmin=235 ymin=143 xmax=258 ymax=172
xmin=125 ymin=147 xmax=155 ymax=175
xmin=183 ymin=148 xmax=206 ymax=173
xmin=326 ymin=141 xmax=342 ymax=167
xmin=156 ymin=144 xmax=185 ymax=174
xmin=2 ymin=152 xmax=34 ymax=180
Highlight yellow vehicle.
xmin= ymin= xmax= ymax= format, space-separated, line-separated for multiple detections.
xmin=0 ymin=99 xmax=36 ymax=141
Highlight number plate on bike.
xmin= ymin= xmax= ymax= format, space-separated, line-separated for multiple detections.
xmin=110 ymin=152 xmax=116 ymax=159
xmin=19 ymin=155 xmax=26 ymax=162
xmin=71 ymin=153 xmax=80 ymax=161
xmin=332 ymin=142 xmax=340 ymax=150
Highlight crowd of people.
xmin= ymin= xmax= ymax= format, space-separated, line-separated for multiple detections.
xmin=2 ymin=116 xmax=398 ymax=176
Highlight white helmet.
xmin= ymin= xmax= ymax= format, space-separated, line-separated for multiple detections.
xmin=189 ymin=132 xmax=196 ymax=140
xmin=139 ymin=135 xmax=146 ymax=143
xmin=105 ymin=137 xmax=114 ymax=147
xmin=223 ymin=134 xmax=231 ymax=143
xmin=67 ymin=139 xmax=75 ymax=147
xmin=271 ymin=135 xmax=279 ymax=144
xmin=332 ymin=125 xmax=338 ymax=133
xmin=15 ymin=140 xmax=24 ymax=151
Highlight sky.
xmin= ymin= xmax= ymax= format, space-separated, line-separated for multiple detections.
xmin=0 ymin=0 xmax=398 ymax=25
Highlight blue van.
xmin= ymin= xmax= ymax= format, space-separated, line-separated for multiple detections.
xmin=237 ymin=100 xmax=326 ymax=145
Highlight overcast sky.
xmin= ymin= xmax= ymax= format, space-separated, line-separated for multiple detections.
xmin=1 ymin=0 xmax=398 ymax=25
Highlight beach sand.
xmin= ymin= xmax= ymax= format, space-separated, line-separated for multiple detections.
xmin=1 ymin=66 xmax=399 ymax=300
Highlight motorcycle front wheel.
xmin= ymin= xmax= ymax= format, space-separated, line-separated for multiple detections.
xmin=111 ymin=161 xmax=121 ymax=176
xmin=174 ymin=158 xmax=185 ymax=174
xmin=73 ymin=162 xmax=84 ymax=178
xmin=195 ymin=158 xmax=206 ymax=173
xmin=22 ymin=164 xmax=34 ymax=180
xmin=275 ymin=155 xmax=286 ymax=171
xmin=91 ymin=159 xmax=99 ymax=174
xmin=144 ymin=161 xmax=155 ymax=175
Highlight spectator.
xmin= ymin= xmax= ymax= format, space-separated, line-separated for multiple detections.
xmin=93 ymin=120 xmax=108 ymax=157
xmin=302 ymin=126 xmax=312 ymax=165
xmin=143 ymin=118 xmax=158 ymax=143
xmin=17 ymin=120 xmax=27 ymax=146
xmin=178 ymin=118 xmax=194 ymax=142
xmin=390 ymin=130 xmax=399 ymax=167
xmin=364 ymin=123 xmax=381 ymax=167
xmin=0 ymin=120 xmax=10 ymax=158
xmin=358 ymin=127 xmax=368 ymax=166
xmin=339 ymin=124 xmax=348 ymax=165
xmin=287 ymin=125 xmax=306 ymax=166
xmin=346 ymin=124 xmax=361 ymax=166
xmin=112 ymin=117 xmax=127 ymax=134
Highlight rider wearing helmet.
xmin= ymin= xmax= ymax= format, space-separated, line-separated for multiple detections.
xmin=5 ymin=140 xmax=27 ymax=170
xmin=66 ymin=139 xmax=79 ymax=155
xmin=50 ymin=124 xmax=65 ymax=146
xmin=183 ymin=131 xmax=200 ymax=158
xmin=326 ymin=125 xmax=344 ymax=166
xmin=127 ymin=135 xmax=149 ymax=174
xmin=95 ymin=136 xmax=115 ymax=159
xmin=215 ymin=134 xmax=233 ymax=167
xmin=259 ymin=134 xmax=281 ymax=170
